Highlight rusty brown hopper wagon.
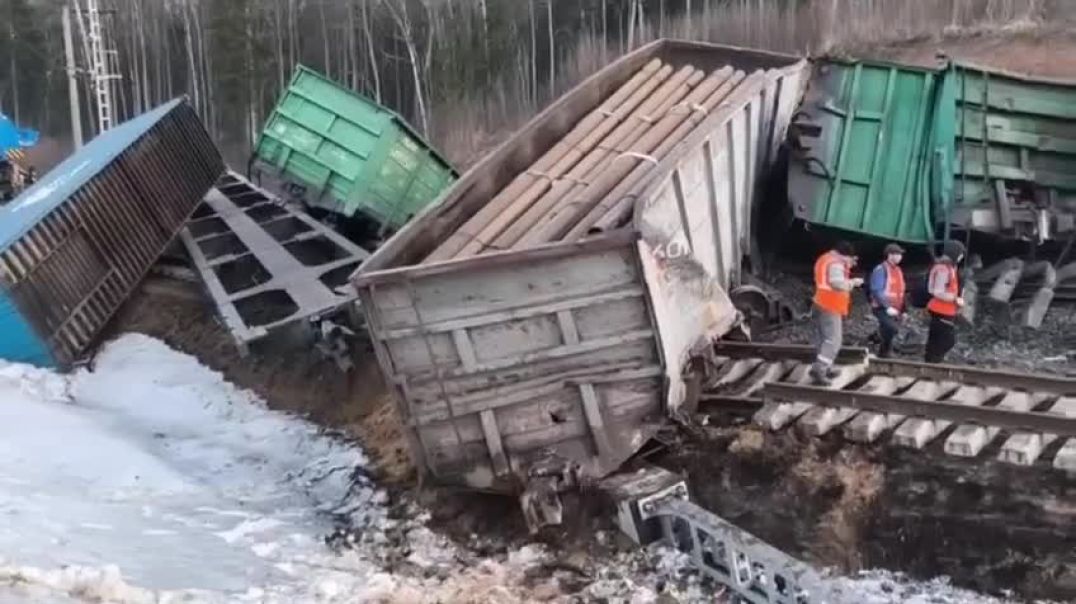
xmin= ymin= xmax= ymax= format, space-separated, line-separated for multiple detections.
xmin=350 ymin=40 xmax=809 ymax=525
xmin=0 ymin=99 xmax=222 ymax=367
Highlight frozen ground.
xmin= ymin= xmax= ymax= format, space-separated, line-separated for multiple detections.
xmin=0 ymin=334 xmax=1018 ymax=603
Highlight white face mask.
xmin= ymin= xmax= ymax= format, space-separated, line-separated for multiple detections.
xmin=889 ymin=254 xmax=903 ymax=265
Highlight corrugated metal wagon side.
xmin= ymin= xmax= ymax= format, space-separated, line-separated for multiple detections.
xmin=0 ymin=99 xmax=223 ymax=367
xmin=351 ymin=40 xmax=808 ymax=523
xmin=950 ymin=62 xmax=1076 ymax=240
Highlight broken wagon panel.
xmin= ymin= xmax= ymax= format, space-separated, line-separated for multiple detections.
xmin=634 ymin=61 xmax=809 ymax=413
xmin=0 ymin=99 xmax=222 ymax=367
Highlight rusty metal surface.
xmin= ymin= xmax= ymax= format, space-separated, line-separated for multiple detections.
xmin=0 ymin=100 xmax=222 ymax=367
xmin=351 ymin=41 xmax=808 ymax=498
xmin=180 ymin=171 xmax=370 ymax=354
xmin=357 ymin=238 xmax=665 ymax=494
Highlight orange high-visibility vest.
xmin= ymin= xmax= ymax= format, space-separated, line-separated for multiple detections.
xmin=813 ymin=251 xmax=851 ymax=316
xmin=927 ymin=263 xmax=959 ymax=317
xmin=872 ymin=262 xmax=906 ymax=311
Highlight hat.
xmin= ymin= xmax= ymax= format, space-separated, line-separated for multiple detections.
xmin=942 ymin=240 xmax=966 ymax=261
xmin=884 ymin=243 xmax=905 ymax=256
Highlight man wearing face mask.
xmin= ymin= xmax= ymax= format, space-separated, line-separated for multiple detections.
xmin=869 ymin=243 xmax=906 ymax=358
xmin=925 ymin=240 xmax=967 ymax=363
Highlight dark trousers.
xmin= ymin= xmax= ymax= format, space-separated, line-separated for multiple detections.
xmin=872 ymin=307 xmax=899 ymax=358
xmin=925 ymin=312 xmax=956 ymax=363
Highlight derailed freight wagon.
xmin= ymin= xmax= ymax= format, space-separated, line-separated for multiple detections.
xmin=0 ymin=99 xmax=222 ymax=367
xmin=788 ymin=58 xmax=1076 ymax=243
xmin=251 ymin=66 xmax=457 ymax=237
xmin=351 ymin=40 xmax=808 ymax=525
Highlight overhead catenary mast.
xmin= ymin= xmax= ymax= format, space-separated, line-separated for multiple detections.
xmin=76 ymin=0 xmax=121 ymax=134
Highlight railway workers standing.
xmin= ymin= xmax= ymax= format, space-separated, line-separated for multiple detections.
xmin=869 ymin=243 xmax=907 ymax=358
xmin=924 ymin=240 xmax=967 ymax=364
xmin=810 ymin=241 xmax=863 ymax=385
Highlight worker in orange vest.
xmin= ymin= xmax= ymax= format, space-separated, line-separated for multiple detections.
xmin=868 ymin=243 xmax=906 ymax=358
xmin=810 ymin=241 xmax=863 ymax=385
xmin=925 ymin=240 xmax=966 ymax=363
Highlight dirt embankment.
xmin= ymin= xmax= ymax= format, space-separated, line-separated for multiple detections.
xmin=657 ymin=424 xmax=1076 ymax=601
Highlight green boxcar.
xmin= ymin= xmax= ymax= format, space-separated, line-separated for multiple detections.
xmin=950 ymin=64 xmax=1076 ymax=239
xmin=787 ymin=60 xmax=952 ymax=243
xmin=788 ymin=59 xmax=1076 ymax=243
xmin=252 ymin=66 xmax=457 ymax=231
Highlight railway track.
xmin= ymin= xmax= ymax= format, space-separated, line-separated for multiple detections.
xmin=701 ymin=342 xmax=1076 ymax=472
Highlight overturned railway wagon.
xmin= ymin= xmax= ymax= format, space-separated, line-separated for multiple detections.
xmin=789 ymin=58 xmax=1076 ymax=243
xmin=251 ymin=65 xmax=457 ymax=232
xmin=351 ymin=40 xmax=808 ymax=517
xmin=0 ymin=99 xmax=222 ymax=367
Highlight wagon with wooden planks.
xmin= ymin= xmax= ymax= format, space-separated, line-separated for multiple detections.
xmin=350 ymin=39 xmax=810 ymax=528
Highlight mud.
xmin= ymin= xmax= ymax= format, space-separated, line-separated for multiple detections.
xmin=655 ymin=425 xmax=1076 ymax=601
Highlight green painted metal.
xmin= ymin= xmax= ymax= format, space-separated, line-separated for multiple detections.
xmin=788 ymin=60 xmax=950 ymax=243
xmin=253 ymin=66 xmax=456 ymax=230
xmin=789 ymin=58 xmax=1076 ymax=244
xmin=952 ymin=63 xmax=1076 ymax=211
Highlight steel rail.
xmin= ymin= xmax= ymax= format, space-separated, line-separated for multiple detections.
xmin=713 ymin=341 xmax=869 ymax=364
xmin=868 ymin=358 xmax=1076 ymax=397
xmin=763 ymin=382 xmax=1076 ymax=437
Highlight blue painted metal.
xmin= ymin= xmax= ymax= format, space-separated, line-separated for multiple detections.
xmin=0 ymin=98 xmax=222 ymax=368
xmin=0 ymin=291 xmax=51 ymax=366
xmin=0 ymin=112 xmax=39 ymax=156
xmin=0 ymin=100 xmax=179 ymax=253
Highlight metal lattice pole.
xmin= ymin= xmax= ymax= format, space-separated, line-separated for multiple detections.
xmin=81 ymin=0 xmax=118 ymax=133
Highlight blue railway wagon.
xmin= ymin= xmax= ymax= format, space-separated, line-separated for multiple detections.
xmin=0 ymin=99 xmax=223 ymax=367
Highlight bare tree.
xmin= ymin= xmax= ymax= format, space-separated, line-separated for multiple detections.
xmin=529 ymin=0 xmax=537 ymax=104
xmin=182 ymin=0 xmax=200 ymax=114
xmin=384 ymin=0 xmax=429 ymax=133
xmin=320 ymin=0 xmax=331 ymax=78
xmin=362 ymin=0 xmax=381 ymax=102
xmin=547 ymin=0 xmax=554 ymax=93
xmin=8 ymin=9 xmax=19 ymax=122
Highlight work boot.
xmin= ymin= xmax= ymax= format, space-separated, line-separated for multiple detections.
xmin=809 ymin=365 xmax=833 ymax=386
